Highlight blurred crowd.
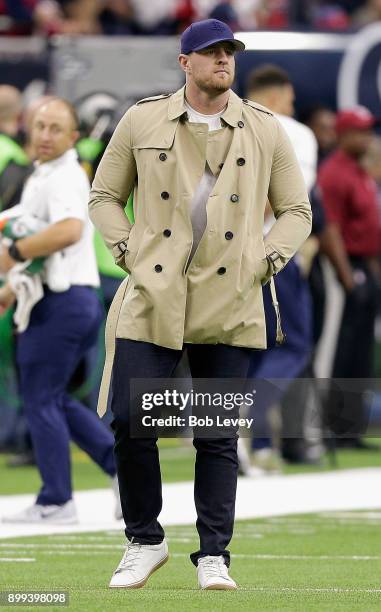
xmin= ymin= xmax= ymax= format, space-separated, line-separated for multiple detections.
xmin=1 ymin=0 xmax=381 ymax=36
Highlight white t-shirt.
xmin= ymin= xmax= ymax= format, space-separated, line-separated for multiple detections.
xmin=185 ymin=101 xmax=225 ymax=262
xmin=275 ymin=113 xmax=318 ymax=192
xmin=19 ymin=148 xmax=99 ymax=288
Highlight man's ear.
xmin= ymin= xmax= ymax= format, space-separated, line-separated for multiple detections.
xmin=71 ymin=130 xmax=80 ymax=146
xmin=178 ymin=54 xmax=190 ymax=74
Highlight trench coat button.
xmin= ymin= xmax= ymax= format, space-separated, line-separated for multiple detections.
xmin=225 ymin=231 xmax=233 ymax=240
xmin=237 ymin=157 xmax=245 ymax=166
xmin=217 ymin=267 xmax=226 ymax=275
xmin=163 ymin=229 xmax=171 ymax=237
xmin=161 ymin=191 xmax=170 ymax=200
xmin=230 ymin=194 xmax=239 ymax=203
xmin=238 ymin=120 xmax=244 ymax=128
xmin=159 ymin=153 xmax=167 ymax=161
xmin=154 ymin=264 xmax=163 ymax=273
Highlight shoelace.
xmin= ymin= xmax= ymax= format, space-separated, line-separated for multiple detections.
xmin=116 ymin=543 xmax=142 ymax=573
xmin=199 ymin=557 xmax=227 ymax=578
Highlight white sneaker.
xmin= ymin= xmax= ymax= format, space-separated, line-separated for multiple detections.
xmin=197 ymin=555 xmax=237 ymax=590
xmin=111 ymin=475 xmax=123 ymax=520
xmin=2 ymin=500 xmax=77 ymax=525
xmin=109 ymin=539 xmax=168 ymax=588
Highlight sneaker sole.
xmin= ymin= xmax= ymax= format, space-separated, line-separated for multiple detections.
xmin=109 ymin=554 xmax=169 ymax=589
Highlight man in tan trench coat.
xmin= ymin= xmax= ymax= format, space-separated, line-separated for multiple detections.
xmin=89 ymin=19 xmax=311 ymax=591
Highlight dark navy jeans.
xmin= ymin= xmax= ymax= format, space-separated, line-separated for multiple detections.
xmin=16 ymin=286 xmax=116 ymax=506
xmin=111 ymin=338 xmax=252 ymax=567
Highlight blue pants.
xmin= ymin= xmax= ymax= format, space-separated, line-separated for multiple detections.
xmin=111 ymin=339 xmax=252 ymax=567
xmin=16 ymin=286 xmax=116 ymax=506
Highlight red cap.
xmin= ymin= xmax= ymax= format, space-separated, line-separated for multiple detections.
xmin=336 ymin=106 xmax=376 ymax=134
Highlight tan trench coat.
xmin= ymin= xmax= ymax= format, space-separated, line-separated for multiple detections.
xmin=89 ymin=86 xmax=312 ymax=413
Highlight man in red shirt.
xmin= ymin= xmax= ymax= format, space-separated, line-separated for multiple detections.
xmin=318 ymin=106 xmax=381 ymax=448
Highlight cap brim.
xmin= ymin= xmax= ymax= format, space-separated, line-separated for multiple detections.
xmin=191 ymin=36 xmax=245 ymax=53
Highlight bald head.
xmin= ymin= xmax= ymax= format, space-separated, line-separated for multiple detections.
xmin=31 ymin=97 xmax=80 ymax=163
xmin=35 ymin=98 xmax=79 ymax=131
xmin=0 ymin=85 xmax=22 ymax=135
xmin=25 ymin=95 xmax=56 ymax=133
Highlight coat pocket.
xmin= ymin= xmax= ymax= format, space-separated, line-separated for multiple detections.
xmin=124 ymin=226 xmax=139 ymax=273
xmin=254 ymin=257 xmax=270 ymax=285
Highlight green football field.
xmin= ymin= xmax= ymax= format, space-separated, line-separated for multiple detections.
xmin=1 ymin=441 xmax=381 ymax=610
xmin=1 ymin=512 xmax=381 ymax=611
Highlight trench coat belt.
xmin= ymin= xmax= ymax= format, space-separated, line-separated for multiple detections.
xmin=96 ymin=273 xmax=285 ymax=417
xmin=269 ymin=275 xmax=286 ymax=346
xmin=97 ymin=275 xmax=129 ymax=417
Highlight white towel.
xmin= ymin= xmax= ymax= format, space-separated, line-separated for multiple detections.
xmin=0 ymin=207 xmax=71 ymax=332
xmin=7 ymin=262 xmax=44 ymax=333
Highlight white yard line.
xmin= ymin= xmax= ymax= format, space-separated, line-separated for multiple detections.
xmin=0 ymin=558 xmax=35 ymax=562
xmin=320 ymin=511 xmax=381 ymax=520
xmin=1 ymin=545 xmax=380 ymax=561
xmin=0 ymin=467 xmax=380 ymax=540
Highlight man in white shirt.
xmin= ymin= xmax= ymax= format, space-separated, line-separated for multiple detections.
xmin=0 ymin=98 xmax=119 ymax=524
xmin=246 ymin=64 xmax=317 ymax=190
xmin=244 ymin=64 xmax=316 ymax=466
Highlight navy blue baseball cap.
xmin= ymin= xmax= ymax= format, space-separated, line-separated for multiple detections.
xmin=180 ymin=19 xmax=245 ymax=55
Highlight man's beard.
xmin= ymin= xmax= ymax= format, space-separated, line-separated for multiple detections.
xmin=194 ymin=72 xmax=234 ymax=96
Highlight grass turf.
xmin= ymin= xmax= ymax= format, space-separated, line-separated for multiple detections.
xmin=1 ymin=512 xmax=381 ymax=611
xmin=0 ymin=438 xmax=380 ymax=496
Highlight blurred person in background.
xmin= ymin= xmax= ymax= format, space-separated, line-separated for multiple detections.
xmin=253 ymin=0 xmax=290 ymax=28
xmin=75 ymin=94 xmax=132 ymax=412
xmin=312 ymin=2 xmax=350 ymax=31
xmin=246 ymin=65 xmax=317 ymax=186
xmin=243 ymin=64 xmax=317 ymax=470
xmin=208 ymin=0 xmax=239 ymax=28
xmin=300 ymin=103 xmax=342 ymax=381
xmin=318 ymin=106 xmax=381 ymax=449
xmin=0 ymin=85 xmax=32 ymax=460
xmin=0 ymin=0 xmax=40 ymax=35
xmin=290 ymin=0 xmax=361 ymax=28
xmin=118 ymin=0 xmax=178 ymax=34
xmin=53 ymin=0 xmax=102 ymax=34
xmin=300 ymin=104 xmax=337 ymax=350
xmin=0 ymin=97 xmax=121 ymax=524
xmin=301 ymin=105 xmax=337 ymax=165
xmin=2 ymin=95 xmax=63 ymax=469
xmin=199 ymin=0 xmax=290 ymax=30
xmin=75 ymin=92 xmax=128 ymax=310
xmin=98 ymin=0 xmax=134 ymax=35
xmin=0 ymin=0 xmax=103 ymax=36
xmin=0 ymin=85 xmax=31 ymax=212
